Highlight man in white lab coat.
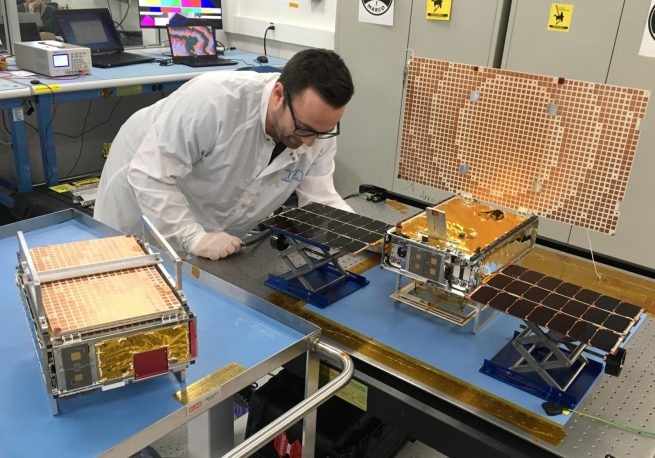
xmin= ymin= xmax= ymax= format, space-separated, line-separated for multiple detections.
xmin=94 ymin=49 xmax=354 ymax=260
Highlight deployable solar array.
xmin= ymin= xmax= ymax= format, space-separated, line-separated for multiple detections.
xmin=16 ymin=232 xmax=196 ymax=414
xmin=470 ymin=265 xmax=644 ymax=354
xmin=259 ymin=202 xmax=393 ymax=253
xmin=259 ymin=202 xmax=394 ymax=307
xmin=383 ymin=56 xmax=649 ymax=333
xmin=397 ymin=58 xmax=650 ymax=234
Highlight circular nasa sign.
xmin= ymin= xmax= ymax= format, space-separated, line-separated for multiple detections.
xmin=649 ymin=4 xmax=655 ymax=40
xmin=362 ymin=0 xmax=393 ymax=16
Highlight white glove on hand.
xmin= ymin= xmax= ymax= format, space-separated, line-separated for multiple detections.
xmin=191 ymin=232 xmax=242 ymax=260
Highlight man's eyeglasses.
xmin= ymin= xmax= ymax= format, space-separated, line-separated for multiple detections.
xmin=284 ymin=89 xmax=340 ymax=139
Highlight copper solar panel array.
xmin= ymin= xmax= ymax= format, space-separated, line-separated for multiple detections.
xmin=260 ymin=202 xmax=392 ymax=254
xmin=469 ymin=265 xmax=643 ymax=354
xmin=30 ymin=237 xmax=182 ymax=335
xmin=397 ymin=58 xmax=650 ymax=234
xmin=30 ymin=235 xmax=144 ymax=272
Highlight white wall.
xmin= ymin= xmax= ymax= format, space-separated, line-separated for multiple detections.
xmin=60 ymin=0 xmax=337 ymax=56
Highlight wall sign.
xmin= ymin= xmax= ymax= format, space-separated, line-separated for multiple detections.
xmin=639 ymin=0 xmax=655 ymax=57
xmin=359 ymin=0 xmax=394 ymax=26
xmin=426 ymin=0 xmax=452 ymax=21
xmin=547 ymin=3 xmax=574 ymax=32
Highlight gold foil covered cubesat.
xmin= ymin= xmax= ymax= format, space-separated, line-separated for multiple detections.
xmin=16 ymin=234 xmax=197 ymax=415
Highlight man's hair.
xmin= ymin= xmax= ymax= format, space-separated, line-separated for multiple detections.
xmin=278 ymin=48 xmax=354 ymax=108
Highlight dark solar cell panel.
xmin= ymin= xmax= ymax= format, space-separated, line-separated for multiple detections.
xmin=312 ymin=229 xmax=336 ymax=245
xmin=312 ymin=214 xmax=332 ymax=227
xmin=362 ymin=220 xmax=390 ymax=232
xmin=260 ymin=202 xmax=392 ymax=253
xmin=327 ymin=220 xmax=349 ymax=232
xmin=293 ymin=222 xmax=313 ymax=235
xmin=594 ymin=295 xmax=620 ymax=312
xmin=542 ymin=293 xmax=568 ymax=310
xmin=358 ymin=231 xmax=384 ymax=244
xmin=469 ymin=265 xmax=644 ymax=354
xmin=335 ymin=212 xmax=362 ymax=223
xmin=503 ymin=265 xmax=527 ymax=278
xmin=527 ymin=306 xmax=557 ymax=327
xmin=561 ymin=300 xmax=587 ymax=318
xmin=519 ymin=270 xmax=544 ymax=284
xmin=302 ymin=202 xmax=325 ymax=213
xmin=345 ymin=240 xmax=368 ymax=253
xmin=470 ymin=285 xmax=499 ymax=304
xmin=548 ymin=313 xmax=578 ymax=335
xmin=486 ymin=274 xmax=513 ymax=290
xmin=575 ymin=288 xmax=601 ymax=305
xmin=590 ymin=329 xmax=621 ymax=353
xmin=555 ymin=282 xmax=581 ymax=297
xmin=614 ymin=302 xmax=642 ymax=320
xmin=507 ymin=299 xmax=535 ymax=318
xmin=568 ymin=320 xmax=598 ymax=343
xmin=523 ymin=286 xmax=549 ymax=303
xmin=488 ymin=291 xmax=518 ymax=312
xmin=300 ymin=225 xmax=321 ymax=239
xmin=603 ymin=314 xmax=632 ymax=334
xmin=536 ymin=276 xmax=562 ymax=290
xmin=284 ymin=208 xmax=308 ymax=221
xmin=505 ymin=280 xmax=531 ymax=296
xmin=330 ymin=236 xmax=353 ymax=250
xmin=347 ymin=215 xmax=373 ymax=227
xmin=344 ymin=227 xmax=371 ymax=241
xmin=322 ymin=206 xmax=349 ymax=219
xmin=581 ymin=307 xmax=610 ymax=325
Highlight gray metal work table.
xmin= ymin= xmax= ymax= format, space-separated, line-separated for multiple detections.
xmin=187 ymin=195 xmax=655 ymax=458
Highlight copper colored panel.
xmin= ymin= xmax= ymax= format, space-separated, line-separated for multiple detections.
xmin=41 ymin=266 xmax=182 ymax=335
xmin=398 ymin=58 xmax=650 ymax=233
xmin=30 ymin=235 xmax=145 ymax=272
xmin=399 ymin=197 xmax=529 ymax=255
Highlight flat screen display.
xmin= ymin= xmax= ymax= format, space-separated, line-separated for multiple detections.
xmin=138 ymin=0 xmax=223 ymax=29
xmin=52 ymin=53 xmax=70 ymax=68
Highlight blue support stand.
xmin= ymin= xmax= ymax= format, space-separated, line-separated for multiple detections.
xmin=480 ymin=324 xmax=604 ymax=409
xmin=265 ymin=232 xmax=369 ymax=308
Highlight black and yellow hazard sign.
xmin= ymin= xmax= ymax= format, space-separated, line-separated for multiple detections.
xmin=547 ymin=3 xmax=574 ymax=32
xmin=426 ymin=0 xmax=452 ymax=21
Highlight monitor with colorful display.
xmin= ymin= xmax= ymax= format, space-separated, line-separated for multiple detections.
xmin=138 ymin=0 xmax=223 ymax=29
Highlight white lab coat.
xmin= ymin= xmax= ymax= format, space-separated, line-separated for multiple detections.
xmin=94 ymin=71 xmax=352 ymax=252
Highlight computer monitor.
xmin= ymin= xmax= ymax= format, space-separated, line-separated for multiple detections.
xmin=138 ymin=0 xmax=223 ymax=29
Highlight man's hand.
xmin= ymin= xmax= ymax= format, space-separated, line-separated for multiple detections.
xmin=191 ymin=232 xmax=242 ymax=260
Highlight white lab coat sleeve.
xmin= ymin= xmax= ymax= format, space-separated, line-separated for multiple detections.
xmin=127 ymin=87 xmax=220 ymax=251
xmin=295 ymin=140 xmax=353 ymax=213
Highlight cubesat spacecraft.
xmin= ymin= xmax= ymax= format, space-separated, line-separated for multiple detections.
xmin=16 ymin=221 xmax=196 ymax=414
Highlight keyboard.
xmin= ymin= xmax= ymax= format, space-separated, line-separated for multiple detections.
xmin=92 ymin=52 xmax=155 ymax=68
xmin=178 ymin=57 xmax=238 ymax=67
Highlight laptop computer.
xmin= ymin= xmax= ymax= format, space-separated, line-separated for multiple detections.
xmin=167 ymin=24 xmax=237 ymax=67
xmin=55 ymin=8 xmax=154 ymax=68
